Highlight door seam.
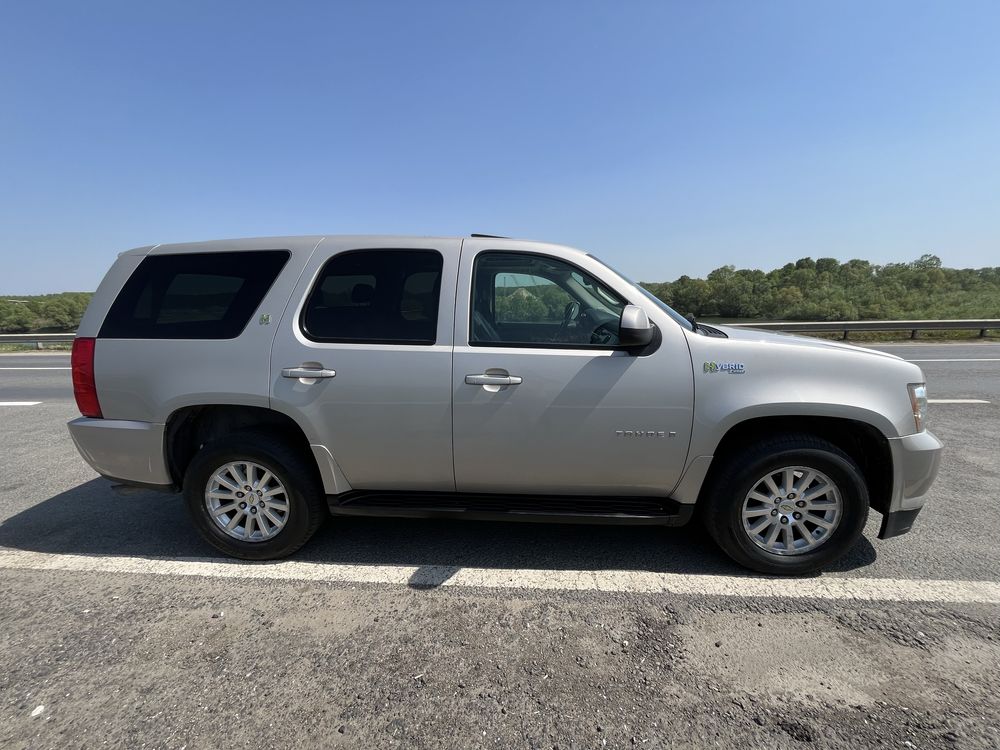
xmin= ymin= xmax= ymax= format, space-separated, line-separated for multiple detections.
xmin=266 ymin=237 xmax=326 ymax=409
xmin=449 ymin=239 xmax=465 ymax=492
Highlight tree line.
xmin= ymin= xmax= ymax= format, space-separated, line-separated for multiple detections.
xmin=640 ymin=254 xmax=1000 ymax=321
xmin=0 ymin=293 xmax=93 ymax=333
xmin=2 ymin=254 xmax=998 ymax=333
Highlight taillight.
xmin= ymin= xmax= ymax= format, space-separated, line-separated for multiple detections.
xmin=71 ymin=337 xmax=102 ymax=418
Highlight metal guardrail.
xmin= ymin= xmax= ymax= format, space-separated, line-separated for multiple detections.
xmin=1 ymin=320 xmax=998 ymax=347
xmin=0 ymin=333 xmax=76 ymax=348
xmin=728 ymin=319 xmax=1000 ymax=340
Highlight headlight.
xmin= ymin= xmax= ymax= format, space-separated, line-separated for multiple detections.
xmin=908 ymin=383 xmax=927 ymax=432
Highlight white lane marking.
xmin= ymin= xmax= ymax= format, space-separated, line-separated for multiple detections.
xmin=928 ymin=399 xmax=990 ymax=404
xmin=1 ymin=549 xmax=999 ymax=604
xmin=0 ymin=401 xmax=41 ymax=406
xmin=0 ymin=367 xmax=71 ymax=370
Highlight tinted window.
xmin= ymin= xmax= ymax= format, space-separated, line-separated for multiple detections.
xmin=471 ymin=252 xmax=626 ymax=347
xmin=494 ymin=272 xmax=574 ymax=324
xmin=302 ymin=250 xmax=443 ymax=344
xmin=100 ymin=251 xmax=289 ymax=339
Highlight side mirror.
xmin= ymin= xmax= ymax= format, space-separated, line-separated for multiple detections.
xmin=619 ymin=305 xmax=654 ymax=351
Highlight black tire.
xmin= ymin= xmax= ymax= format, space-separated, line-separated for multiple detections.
xmin=183 ymin=431 xmax=327 ymax=560
xmin=701 ymin=434 xmax=869 ymax=575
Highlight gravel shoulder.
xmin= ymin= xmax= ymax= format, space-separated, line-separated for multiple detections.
xmin=2 ymin=568 xmax=998 ymax=750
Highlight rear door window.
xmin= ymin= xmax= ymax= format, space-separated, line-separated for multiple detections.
xmin=100 ymin=251 xmax=289 ymax=339
xmin=301 ymin=249 xmax=443 ymax=344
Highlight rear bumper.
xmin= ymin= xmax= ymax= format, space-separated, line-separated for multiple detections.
xmin=879 ymin=429 xmax=943 ymax=539
xmin=68 ymin=417 xmax=173 ymax=489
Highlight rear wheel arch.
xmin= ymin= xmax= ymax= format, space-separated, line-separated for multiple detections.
xmin=165 ymin=404 xmax=320 ymax=489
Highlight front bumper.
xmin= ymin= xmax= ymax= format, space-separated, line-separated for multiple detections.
xmin=68 ymin=417 xmax=173 ymax=489
xmin=878 ymin=429 xmax=943 ymax=539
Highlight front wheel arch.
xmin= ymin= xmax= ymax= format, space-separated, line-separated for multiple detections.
xmin=695 ymin=415 xmax=893 ymax=516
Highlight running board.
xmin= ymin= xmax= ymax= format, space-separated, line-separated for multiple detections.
xmin=326 ymin=491 xmax=693 ymax=527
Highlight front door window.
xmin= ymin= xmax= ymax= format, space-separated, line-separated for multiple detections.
xmin=470 ymin=252 xmax=626 ymax=348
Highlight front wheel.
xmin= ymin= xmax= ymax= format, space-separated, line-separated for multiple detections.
xmin=183 ymin=431 xmax=327 ymax=560
xmin=701 ymin=435 xmax=869 ymax=575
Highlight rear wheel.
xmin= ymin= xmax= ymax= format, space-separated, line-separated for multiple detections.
xmin=701 ymin=435 xmax=869 ymax=575
xmin=183 ymin=432 xmax=326 ymax=560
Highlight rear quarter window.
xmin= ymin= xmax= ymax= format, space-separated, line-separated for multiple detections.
xmin=99 ymin=251 xmax=289 ymax=339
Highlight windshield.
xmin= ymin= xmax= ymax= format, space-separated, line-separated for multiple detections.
xmin=587 ymin=255 xmax=694 ymax=331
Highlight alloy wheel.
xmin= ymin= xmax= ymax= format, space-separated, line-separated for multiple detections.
xmin=204 ymin=461 xmax=290 ymax=542
xmin=741 ymin=466 xmax=843 ymax=556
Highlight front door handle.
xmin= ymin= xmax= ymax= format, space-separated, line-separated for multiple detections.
xmin=281 ymin=367 xmax=336 ymax=379
xmin=465 ymin=374 xmax=522 ymax=386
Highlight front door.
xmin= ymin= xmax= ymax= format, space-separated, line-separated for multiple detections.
xmin=452 ymin=240 xmax=694 ymax=496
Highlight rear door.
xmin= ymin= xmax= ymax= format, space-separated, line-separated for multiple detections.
xmin=452 ymin=239 xmax=694 ymax=496
xmin=270 ymin=237 xmax=460 ymax=492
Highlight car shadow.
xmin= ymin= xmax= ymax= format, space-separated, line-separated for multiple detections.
xmin=0 ymin=478 xmax=878 ymax=579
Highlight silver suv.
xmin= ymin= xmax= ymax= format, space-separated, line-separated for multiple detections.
xmin=68 ymin=235 xmax=943 ymax=574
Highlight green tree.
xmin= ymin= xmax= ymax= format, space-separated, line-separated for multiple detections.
xmin=0 ymin=301 xmax=35 ymax=332
xmin=495 ymin=288 xmax=549 ymax=322
xmin=705 ymin=266 xmax=755 ymax=317
xmin=40 ymin=297 xmax=82 ymax=330
xmin=663 ymin=275 xmax=710 ymax=316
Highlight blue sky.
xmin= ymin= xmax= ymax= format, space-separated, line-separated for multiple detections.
xmin=2 ymin=1 xmax=999 ymax=294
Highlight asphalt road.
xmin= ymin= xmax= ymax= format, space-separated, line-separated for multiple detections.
xmin=1 ymin=343 xmax=998 ymax=749
xmin=0 ymin=354 xmax=71 ymax=403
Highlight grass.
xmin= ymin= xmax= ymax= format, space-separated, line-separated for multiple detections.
xmin=761 ymin=329 xmax=998 ymax=343
xmin=0 ymin=343 xmax=73 ymax=352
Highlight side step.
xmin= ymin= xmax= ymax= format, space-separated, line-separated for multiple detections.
xmin=326 ymin=491 xmax=693 ymax=527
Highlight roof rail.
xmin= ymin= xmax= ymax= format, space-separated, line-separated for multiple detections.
xmin=470 ymin=233 xmax=509 ymax=239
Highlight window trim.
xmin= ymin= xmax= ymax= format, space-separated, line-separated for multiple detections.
xmin=469 ymin=250 xmax=632 ymax=351
xmin=299 ymin=248 xmax=445 ymax=346
xmin=98 ymin=250 xmax=290 ymax=340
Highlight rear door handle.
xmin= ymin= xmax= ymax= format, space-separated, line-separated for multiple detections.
xmin=281 ymin=367 xmax=336 ymax=379
xmin=465 ymin=374 xmax=522 ymax=386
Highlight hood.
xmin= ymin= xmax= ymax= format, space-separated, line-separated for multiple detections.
xmin=710 ymin=324 xmax=903 ymax=361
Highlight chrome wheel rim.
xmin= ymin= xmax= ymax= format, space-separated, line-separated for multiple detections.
xmin=205 ymin=461 xmax=290 ymax=542
xmin=741 ymin=466 xmax=842 ymax=556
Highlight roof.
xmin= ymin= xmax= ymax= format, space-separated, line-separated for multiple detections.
xmin=122 ymin=234 xmax=574 ymax=258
